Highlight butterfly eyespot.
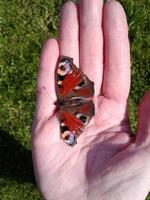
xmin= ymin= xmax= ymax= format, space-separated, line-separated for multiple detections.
xmin=65 ymin=133 xmax=77 ymax=146
xmin=61 ymin=131 xmax=77 ymax=146
xmin=58 ymin=59 xmax=71 ymax=76
xmin=78 ymin=79 xmax=85 ymax=87
xmin=76 ymin=113 xmax=87 ymax=123
xmin=74 ymin=78 xmax=85 ymax=90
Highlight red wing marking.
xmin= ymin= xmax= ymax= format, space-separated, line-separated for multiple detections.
xmin=60 ymin=111 xmax=83 ymax=136
xmin=75 ymin=88 xmax=93 ymax=98
xmin=79 ymin=103 xmax=90 ymax=113
xmin=60 ymin=71 xmax=82 ymax=97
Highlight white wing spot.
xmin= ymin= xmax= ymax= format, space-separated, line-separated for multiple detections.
xmin=58 ymin=81 xmax=62 ymax=85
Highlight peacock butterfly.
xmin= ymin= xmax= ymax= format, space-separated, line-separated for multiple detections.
xmin=56 ymin=56 xmax=95 ymax=147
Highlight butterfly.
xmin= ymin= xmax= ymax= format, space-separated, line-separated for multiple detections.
xmin=56 ymin=56 xmax=95 ymax=147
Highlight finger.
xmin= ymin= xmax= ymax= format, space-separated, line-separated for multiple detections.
xmin=102 ymin=0 xmax=130 ymax=101
xmin=136 ymin=91 xmax=150 ymax=146
xmin=35 ymin=39 xmax=59 ymax=120
xmin=79 ymin=0 xmax=103 ymax=95
xmin=59 ymin=1 xmax=79 ymax=66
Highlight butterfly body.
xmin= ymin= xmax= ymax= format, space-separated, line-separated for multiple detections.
xmin=56 ymin=56 xmax=95 ymax=147
xmin=56 ymin=96 xmax=91 ymax=107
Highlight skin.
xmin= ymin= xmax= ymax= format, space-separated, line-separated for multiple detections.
xmin=32 ymin=0 xmax=150 ymax=199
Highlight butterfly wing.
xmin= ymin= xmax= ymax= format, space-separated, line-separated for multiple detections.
xmin=56 ymin=56 xmax=95 ymax=146
xmin=56 ymin=56 xmax=94 ymax=99
xmin=59 ymin=101 xmax=94 ymax=146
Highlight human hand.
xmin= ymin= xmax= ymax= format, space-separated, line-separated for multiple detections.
xmin=32 ymin=0 xmax=150 ymax=199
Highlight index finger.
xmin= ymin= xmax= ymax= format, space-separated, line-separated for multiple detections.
xmin=35 ymin=39 xmax=59 ymax=120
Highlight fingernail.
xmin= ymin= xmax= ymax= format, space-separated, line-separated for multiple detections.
xmin=105 ymin=0 xmax=114 ymax=3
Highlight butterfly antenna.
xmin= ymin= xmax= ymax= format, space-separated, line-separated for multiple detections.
xmin=42 ymin=86 xmax=55 ymax=103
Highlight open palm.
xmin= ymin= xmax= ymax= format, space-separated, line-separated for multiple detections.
xmin=32 ymin=1 xmax=150 ymax=200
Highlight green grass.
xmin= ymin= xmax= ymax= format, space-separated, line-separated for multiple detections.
xmin=0 ymin=0 xmax=150 ymax=199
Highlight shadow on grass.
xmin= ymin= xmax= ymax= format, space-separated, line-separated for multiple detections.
xmin=0 ymin=129 xmax=35 ymax=184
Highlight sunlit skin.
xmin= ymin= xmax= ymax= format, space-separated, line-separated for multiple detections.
xmin=32 ymin=0 xmax=150 ymax=199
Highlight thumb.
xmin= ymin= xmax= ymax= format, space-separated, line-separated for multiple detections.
xmin=136 ymin=90 xmax=150 ymax=146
